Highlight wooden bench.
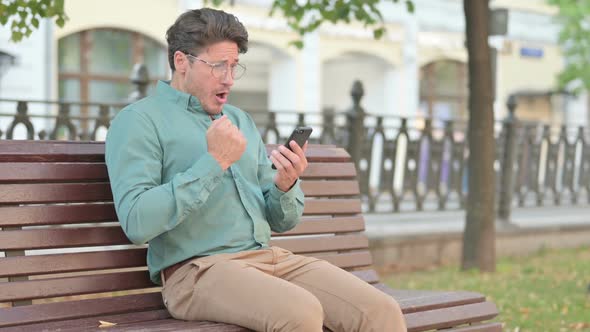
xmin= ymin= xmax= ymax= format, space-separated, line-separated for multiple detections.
xmin=0 ymin=140 xmax=501 ymax=331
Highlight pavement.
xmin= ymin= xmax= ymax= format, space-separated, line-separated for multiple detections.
xmin=363 ymin=204 xmax=590 ymax=271
xmin=364 ymin=204 xmax=590 ymax=238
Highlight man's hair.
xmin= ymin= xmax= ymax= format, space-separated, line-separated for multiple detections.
xmin=166 ymin=8 xmax=249 ymax=72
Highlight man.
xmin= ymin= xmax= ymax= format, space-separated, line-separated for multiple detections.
xmin=106 ymin=8 xmax=406 ymax=332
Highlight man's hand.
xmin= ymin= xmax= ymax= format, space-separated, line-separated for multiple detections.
xmin=270 ymin=140 xmax=308 ymax=192
xmin=207 ymin=115 xmax=246 ymax=170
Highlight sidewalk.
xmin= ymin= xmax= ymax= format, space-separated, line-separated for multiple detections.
xmin=364 ymin=204 xmax=590 ymax=238
xmin=363 ymin=204 xmax=590 ymax=272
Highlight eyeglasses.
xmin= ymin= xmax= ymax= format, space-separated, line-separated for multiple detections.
xmin=185 ymin=53 xmax=246 ymax=80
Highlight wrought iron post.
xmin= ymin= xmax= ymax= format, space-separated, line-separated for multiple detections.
xmin=346 ymin=80 xmax=365 ymax=169
xmin=497 ymin=94 xmax=519 ymax=223
xmin=262 ymin=112 xmax=279 ymax=143
xmin=127 ymin=63 xmax=150 ymax=103
xmin=320 ymin=107 xmax=336 ymax=144
xmin=6 ymin=101 xmax=34 ymax=140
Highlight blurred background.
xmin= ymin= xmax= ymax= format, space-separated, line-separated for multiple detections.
xmin=0 ymin=0 xmax=586 ymax=136
xmin=1 ymin=1 xmax=589 ymax=329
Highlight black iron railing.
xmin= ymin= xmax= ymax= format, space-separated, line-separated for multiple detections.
xmin=1 ymin=65 xmax=588 ymax=216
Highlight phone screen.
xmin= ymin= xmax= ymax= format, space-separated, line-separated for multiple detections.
xmin=284 ymin=126 xmax=312 ymax=150
xmin=271 ymin=126 xmax=313 ymax=169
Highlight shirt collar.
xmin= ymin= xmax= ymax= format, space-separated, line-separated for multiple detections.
xmin=155 ymin=80 xmax=205 ymax=114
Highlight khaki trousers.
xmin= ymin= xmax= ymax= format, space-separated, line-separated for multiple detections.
xmin=161 ymin=246 xmax=406 ymax=332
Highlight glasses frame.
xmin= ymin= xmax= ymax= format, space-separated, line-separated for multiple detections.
xmin=184 ymin=52 xmax=246 ymax=80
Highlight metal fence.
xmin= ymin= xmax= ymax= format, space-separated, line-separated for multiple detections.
xmin=1 ymin=65 xmax=589 ymax=217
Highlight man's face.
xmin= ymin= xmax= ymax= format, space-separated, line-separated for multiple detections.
xmin=184 ymin=40 xmax=239 ymax=115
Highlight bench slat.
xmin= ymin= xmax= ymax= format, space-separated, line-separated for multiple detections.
xmin=1 ymin=227 xmax=368 ymax=251
xmin=404 ymin=301 xmax=499 ymax=332
xmin=0 ymin=181 xmax=357 ymax=204
xmin=10 ymin=316 xmax=248 ymax=332
xmin=0 ymin=226 xmax=130 ymax=250
xmin=0 ymin=203 xmax=117 ymax=227
xmin=0 ymin=162 xmax=356 ymax=183
xmin=0 ymin=141 xmax=105 ymax=162
xmin=301 ymin=162 xmax=356 ymax=179
xmin=303 ymin=198 xmax=362 ymax=215
xmin=300 ymin=180 xmax=359 ymax=196
xmin=0 ymin=271 xmax=155 ymax=302
xmin=350 ymin=269 xmax=380 ymax=284
xmin=310 ymin=251 xmax=373 ymax=270
xmin=7 ymin=314 xmax=251 ymax=332
xmin=374 ymin=284 xmax=487 ymax=313
xmin=20 ymin=314 xmax=502 ymax=332
xmin=270 ymin=234 xmax=369 ymax=253
xmin=0 ymin=250 xmax=372 ymax=278
xmin=107 ymin=306 xmax=500 ymax=332
xmin=104 ymin=319 xmax=250 ymax=332
xmin=444 ymin=322 xmax=503 ymax=332
xmin=0 ymin=183 xmax=112 ymax=204
xmin=0 ymin=309 xmax=172 ymax=332
xmin=278 ymin=216 xmax=365 ymax=236
xmin=0 ymin=249 xmax=147 ymax=278
xmin=0 ymin=292 xmax=164 ymax=328
xmin=0 ymin=163 xmax=108 ymax=183
xmin=0 ymin=203 xmax=362 ymax=227
xmin=265 ymin=145 xmax=351 ymax=163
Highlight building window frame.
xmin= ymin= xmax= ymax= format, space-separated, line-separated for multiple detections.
xmin=419 ymin=60 xmax=468 ymax=120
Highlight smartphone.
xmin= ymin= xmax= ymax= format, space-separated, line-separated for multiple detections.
xmin=271 ymin=126 xmax=313 ymax=169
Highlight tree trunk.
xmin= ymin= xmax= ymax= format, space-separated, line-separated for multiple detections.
xmin=461 ymin=0 xmax=496 ymax=272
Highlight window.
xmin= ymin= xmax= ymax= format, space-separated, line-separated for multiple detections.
xmin=419 ymin=60 xmax=467 ymax=120
xmin=58 ymin=29 xmax=169 ymax=111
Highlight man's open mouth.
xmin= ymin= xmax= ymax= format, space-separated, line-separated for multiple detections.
xmin=215 ymin=92 xmax=228 ymax=104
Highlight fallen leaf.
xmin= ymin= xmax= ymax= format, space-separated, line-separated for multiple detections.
xmin=99 ymin=320 xmax=117 ymax=328
xmin=569 ymin=322 xmax=590 ymax=330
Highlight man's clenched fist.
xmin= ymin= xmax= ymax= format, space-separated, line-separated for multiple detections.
xmin=207 ymin=115 xmax=246 ymax=170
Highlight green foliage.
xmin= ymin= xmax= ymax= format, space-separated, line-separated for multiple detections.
xmin=2 ymin=0 xmax=413 ymax=46
xmin=206 ymin=0 xmax=414 ymax=48
xmin=547 ymin=0 xmax=590 ymax=94
xmin=0 ymin=0 xmax=68 ymax=42
xmin=384 ymin=246 xmax=590 ymax=331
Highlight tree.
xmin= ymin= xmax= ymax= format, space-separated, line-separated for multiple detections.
xmin=0 ymin=0 xmax=414 ymax=45
xmin=0 ymin=0 xmax=67 ymax=42
xmin=1 ymin=0 xmax=498 ymax=272
xmin=461 ymin=0 xmax=496 ymax=272
xmin=547 ymin=0 xmax=590 ymax=94
xmin=208 ymin=0 xmax=414 ymax=48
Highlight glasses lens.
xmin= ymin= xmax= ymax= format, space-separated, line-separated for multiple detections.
xmin=233 ymin=63 xmax=246 ymax=80
xmin=211 ymin=63 xmax=246 ymax=80
xmin=212 ymin=64 xmax=226 ymax=79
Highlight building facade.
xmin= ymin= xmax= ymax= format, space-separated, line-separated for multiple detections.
xmin=0 ymin=0 xmax=587 ymax=136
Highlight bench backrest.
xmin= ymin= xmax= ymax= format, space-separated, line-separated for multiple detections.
xmin=0 ymin=141 xmax=376 ymax=308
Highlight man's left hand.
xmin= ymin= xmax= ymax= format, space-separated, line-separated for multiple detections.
xmin=270 ymin=141 xmax=308 ymax=192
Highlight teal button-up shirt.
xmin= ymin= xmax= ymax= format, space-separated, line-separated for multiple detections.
xmin=105 ymin=81 xmax=305 ymax=285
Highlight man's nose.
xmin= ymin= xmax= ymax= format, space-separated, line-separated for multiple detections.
xmin=221 ymin=70 xmax=234 ymax=86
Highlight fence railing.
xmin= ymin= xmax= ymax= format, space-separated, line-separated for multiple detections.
xmin=1 ymin=64 xmax=588 ymax=218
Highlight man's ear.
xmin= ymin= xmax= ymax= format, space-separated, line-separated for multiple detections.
xmin=173 ymin=51 xmax=188 ymax=74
